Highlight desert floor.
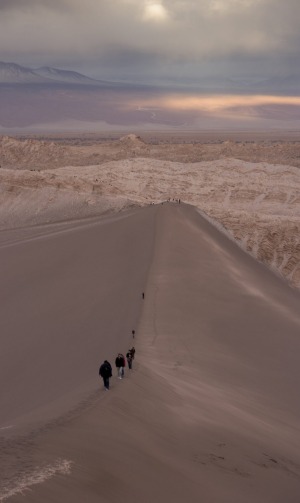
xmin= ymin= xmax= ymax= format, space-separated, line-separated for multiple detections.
xmin=1 ymin=133 xmax=300 ymax=502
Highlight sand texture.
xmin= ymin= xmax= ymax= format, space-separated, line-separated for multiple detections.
xmin=1 ymin=203 xmax=300 ymax=502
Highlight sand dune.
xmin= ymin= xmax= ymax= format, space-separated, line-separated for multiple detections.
xmin=0 ymin=208 xmax=156 ymax=429
xmin=1 ymin=150 xmax=300 ymax=288
xmin=1 ymin=203 xmax=300 ymax=502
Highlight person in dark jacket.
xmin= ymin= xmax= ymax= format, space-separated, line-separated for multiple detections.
xmin=115 ymin=353 xmax=125 ymax=379
xmin=126 ymin=350 xmax=133 ymax=369
xmin=99 ymin=360 xmax=112 ymax=390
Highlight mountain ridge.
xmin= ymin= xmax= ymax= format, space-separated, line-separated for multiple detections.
xmin=0 ymin=61 xmax=107 ymax=86
xmin=1 ymin=61 xmax=300 ymax=94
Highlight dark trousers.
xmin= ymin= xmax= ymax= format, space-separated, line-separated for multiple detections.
xmin=103 ymin=376 xmax=110 ymax=389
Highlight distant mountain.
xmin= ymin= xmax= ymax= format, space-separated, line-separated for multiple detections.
xmin=0 ymin=62 xmax=48 ymax=83
xmin=2 ymin=61 xmax=299 ymax=95
xmin=0 ymin=61 xmax=104 ymax=85
xmin=0 ymin=61 xmax=299 ymax=131
xmin=33 ymin=66 xmax=100 ymax=85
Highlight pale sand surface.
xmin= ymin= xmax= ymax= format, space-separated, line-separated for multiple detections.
xmin=1 ymin=203 xmax=300 ymax=502
xmin=0 ymin=207 xmax=156 ymax=428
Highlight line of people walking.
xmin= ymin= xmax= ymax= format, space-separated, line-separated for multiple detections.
xmin=99 ymin=346 xmax=136 ymax=390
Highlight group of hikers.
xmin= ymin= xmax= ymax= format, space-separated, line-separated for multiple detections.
xmin=99 ymin=347 xmax=136 ymax=390
xmin=99 ymin=293 xmax=144 ymax=391
xmin=167 ymin=198 xmax=181 ymax=203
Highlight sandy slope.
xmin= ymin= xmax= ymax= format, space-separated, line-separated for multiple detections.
xmin=1 ymin=153 xmax=300 ymax=288
xmin=1 ymin=204 xmax=300 ymax=502
xmin=0 ymin=208 xmax=156 ymax=429
xmin=1 ymin=134 xmax=300 ymax=288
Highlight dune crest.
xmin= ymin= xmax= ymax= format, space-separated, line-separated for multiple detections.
xmin=1 ymin=203 xmax=300 ymax=502
xmin=1 ymin=151 xmax=300 ymax=287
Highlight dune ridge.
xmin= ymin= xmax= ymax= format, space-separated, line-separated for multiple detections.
xmin=1 ymin=134 xmax=300 ymax=500
xmin=1 ymin=203 xmax=300 ymax=502
xmin=1 ymin=151 xmax=300 ymax=287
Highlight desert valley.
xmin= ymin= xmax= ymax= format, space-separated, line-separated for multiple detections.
xmin=1 ymin=132 xmax=300 ymax=287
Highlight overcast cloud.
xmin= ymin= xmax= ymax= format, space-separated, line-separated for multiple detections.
xmin=0 ymin=0 xmax=299 ymax=82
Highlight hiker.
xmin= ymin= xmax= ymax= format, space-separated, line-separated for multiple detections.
xmin=130 ymin=346 xmax=136 ymax=359
xmin=132 ymin=329 xmax=135 ymax=338
xmin=126 ymin=350 xmax=133 ymax=369
xmin=115 ymin=353 xmax=126 ymax=379
xmin=142 ymin=292 xmax=145 ymax=299
xmin=99 ymin=360 xmax=112 ymax=390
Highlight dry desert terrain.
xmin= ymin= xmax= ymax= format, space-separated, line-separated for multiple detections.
xmin=1 ymin=132 xmax=300 ymax=287
xmin=1 ymin=132 xmax=300 ymax=503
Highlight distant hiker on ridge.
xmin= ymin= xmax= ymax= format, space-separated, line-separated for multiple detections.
xmin=126 ymin=350 xmax=133 ymax=369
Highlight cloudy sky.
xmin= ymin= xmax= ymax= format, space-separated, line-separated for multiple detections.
xmin=0 ymin=0 xmax=299 ymax=84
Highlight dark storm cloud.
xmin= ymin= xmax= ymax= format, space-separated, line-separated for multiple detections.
xmin=0 ymin=0 xmax=299 ymax=81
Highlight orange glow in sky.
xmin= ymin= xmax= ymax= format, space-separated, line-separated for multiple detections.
xmin=131 ymin=94 xmax=300 ymax=113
